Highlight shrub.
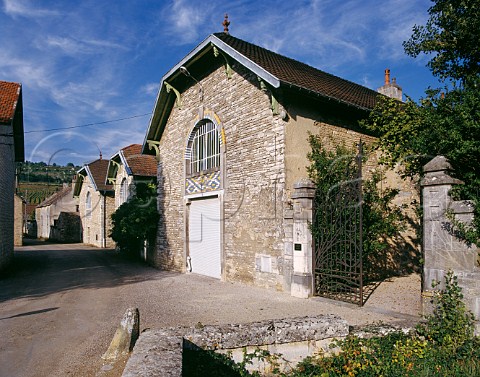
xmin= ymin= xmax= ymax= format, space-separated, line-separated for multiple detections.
xmin=416 ymin=270 xmax=475 ymax=352
xmin=110 ymin=182 xmax=159 ymax=256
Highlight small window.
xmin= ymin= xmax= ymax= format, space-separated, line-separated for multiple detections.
xmin=119 ymin=178 xmax=128 ymax=205
xmin=187 ymin=120 xmax=220 ymax=175
xmin=86 ymin=191 xmax=92 ymax=219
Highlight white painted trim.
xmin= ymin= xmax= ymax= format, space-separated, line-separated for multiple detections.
xmin=184 ymin=189 xmax=224 ymax=200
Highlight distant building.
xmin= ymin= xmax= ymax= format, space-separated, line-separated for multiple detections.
xmin=36 ymin=184 xmax=78 ymax=241
xmin=0 ymin=80 xmax=24 ymax=271
xmin=106 ymin=144 xmax=157 ymax=210
xmin=73 ymin=158 xmax=114 ymax=248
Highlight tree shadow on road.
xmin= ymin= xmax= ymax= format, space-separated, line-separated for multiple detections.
xmin=0 ymin=241 xmax=177 ymax=303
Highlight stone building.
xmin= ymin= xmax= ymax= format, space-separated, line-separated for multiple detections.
xmin=50 ymin=212 xmax=82 ymax=243
xmin=36 ymin=184 xmax=78 ymax=240
xmin=14 ymin=194 xmax=24 ymax=246
xmin=0 ymin=80 xmax=24 ymax=271
xmin=141 ymin=29 xmax=407 ymax=295
xmin=106 ymin=144 xmax=157 ymax=210
xmin=73 ymin=158 xmax=115 ymax=248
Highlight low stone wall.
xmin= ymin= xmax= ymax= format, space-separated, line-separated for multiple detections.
xmin=122 ymin=315 xmax=349 ymax=377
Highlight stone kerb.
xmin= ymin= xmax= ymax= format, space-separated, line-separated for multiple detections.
xmin=421 ymin=156 xmax=480 ymax=323
xmin=121 ymin=315 xmax=349 ymax=377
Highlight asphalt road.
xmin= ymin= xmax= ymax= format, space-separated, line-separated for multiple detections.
xmin=0 ymin=240 xmax=421 ymax=377
xmin=0 ymin=240 xmax=167 ymax=377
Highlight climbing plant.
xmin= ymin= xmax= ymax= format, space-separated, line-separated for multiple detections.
xmin=307 ymin=136 xmax=405 ymax=280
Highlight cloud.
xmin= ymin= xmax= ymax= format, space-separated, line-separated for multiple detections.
xmin=3 ymin=0 xmax=61 ymax=18
xmin=161 ymin=0 xmax=212 ymax=44
xmin=40 ymin=36 xmax=129 ymax=56
xmin=140 ymin=83 xmax=159 ymax=96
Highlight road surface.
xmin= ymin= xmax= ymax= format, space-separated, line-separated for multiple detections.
xmin=0 ymin=240 xmax=421 ymax=377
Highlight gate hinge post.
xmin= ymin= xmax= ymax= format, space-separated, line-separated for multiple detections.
xmin=290 ymin=178 xmax=315 ymax=299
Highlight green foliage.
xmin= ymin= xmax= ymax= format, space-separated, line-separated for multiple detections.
xmin=16 ymin=160 xmax=79 ymax=184
xmin=366 ymin=0 xmax=480 ymax=244
xmin=403 ymin=0 xmax=480 ymax=83
xmin=110 ymin=182 xmax=159 ymax=255
xmin=363 ymin=84 xmax=480 ymax=244
xmin=359 ymin=96 xmax=426 ymax=179
xmin=416 ymin=270 xmax=475 ymax=351
xmin=283 ymin=272 xmax=479 ymax=377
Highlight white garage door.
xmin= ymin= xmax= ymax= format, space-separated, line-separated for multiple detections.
xmin=188 ymin=197 xmax=221 ymax=279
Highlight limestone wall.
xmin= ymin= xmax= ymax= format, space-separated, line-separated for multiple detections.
xmin=0 ymin=123 xmax=15 ymax=270
xmin=14 ymin=194 xmax=23 ymax=246
xmin=155 ymin=63 xmax=286 ymax=288
xmin=421 ymin=156 xmax=480 ymax=329
xmin=78 ymin=176 xmax=114 ymax=248
xmin=36 ymin=189 xmax=77 ymax=239
xmin=114 ymin=164 xmax=134 ymax=210
xmin=122 ymin=315 xmax=349 ymax=377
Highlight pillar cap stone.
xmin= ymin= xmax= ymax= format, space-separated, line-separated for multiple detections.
xmin=421 ymin=156 xmax=464 ymax=187
xmin=423 ymin=155 xmax=452 ymax=173
xmin=292 ymin=178 xmax=315 ymax=199
xmin=293 ymin=178 xmax=315 ymax=190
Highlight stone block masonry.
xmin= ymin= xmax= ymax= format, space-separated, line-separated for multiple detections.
xmin=0 ymin=123 xmax=16 ymax=271
xmin=421 ymin=156 xmax=480 ymax=330
xmin=121 ymin=315 xmax=349 ymax=376
xmin=154 ymin=62 xmax=286 ymax=288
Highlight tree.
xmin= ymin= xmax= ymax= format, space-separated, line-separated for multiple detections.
xmin=403 ymin=0 xmax=480 ymax=83
xmin=363 ymin=0 xmax=480 ymax=242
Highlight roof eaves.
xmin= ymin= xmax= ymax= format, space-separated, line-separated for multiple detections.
xmin=142 ymin=34 xmax=281 ymax=154
xmin=73 ymin=170 xmax=85 ymax=197
xmin=84 ymin=165 xmax=99 ymax=192
xmin=119 ymin=150 xmax=133 ymax=175
xmin=282 ymin=81 xmax=373 ymax=112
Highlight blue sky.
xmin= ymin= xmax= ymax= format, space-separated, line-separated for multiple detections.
xmin=1 ymin=0 xmax=439 ymax=166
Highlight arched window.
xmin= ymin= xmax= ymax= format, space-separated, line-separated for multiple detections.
xmin=187 ymin=120 xmax=220 ymax=175
xmin=86 ymin=191 xmax=92 ymax=219
xmin=120 ymin=178 xmax=128 ymax=205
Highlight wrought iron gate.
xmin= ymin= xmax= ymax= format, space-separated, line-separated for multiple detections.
xmin=313 ymin=142 xmax=364 ymax=305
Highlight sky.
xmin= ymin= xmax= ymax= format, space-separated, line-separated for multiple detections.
xmin=1 ymin=0 xmax=440 ymax=166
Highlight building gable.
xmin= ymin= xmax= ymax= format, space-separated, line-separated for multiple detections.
xmin=142 ymin=32 xmax=380 ymax=154
xmin=0 ymin=80 xmax=24 ymax=162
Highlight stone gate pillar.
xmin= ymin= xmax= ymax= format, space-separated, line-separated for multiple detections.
xmin=290 ymin=179 xmax=315 ymax=298
xmin=421 ymin=156 xmax=480 ymax=327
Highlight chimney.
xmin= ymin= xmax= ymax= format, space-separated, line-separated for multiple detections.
xmin=99 ymin=151 xmax=103 ymax=160
xmin=377 ymin=68 xmax=403 ymax=101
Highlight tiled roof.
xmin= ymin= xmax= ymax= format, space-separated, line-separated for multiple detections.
xmin=127 ymin=154 xmax=157 ymax=177
xmin=121 ymin=144 xmax=142 ymax=159
xmin=0 ymin=80 xmax=21 ymax=124
xmin=214 ymin=33 xmax=379 ymax=110
xmin=37 ymin=185 xmax=72 ymax=208
xmin=122 ymin=144 xmax=157 ymax=177
xmin=88 ymin=159 xmax=113 ymax=191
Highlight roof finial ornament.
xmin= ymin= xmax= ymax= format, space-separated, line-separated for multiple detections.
xmin=223 ymin=13 xmax=230 ymax=34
